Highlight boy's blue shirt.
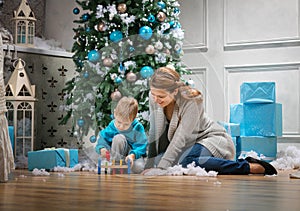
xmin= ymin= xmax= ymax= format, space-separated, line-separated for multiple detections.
xmin=95 ymin=119 xmax=148 ymax=159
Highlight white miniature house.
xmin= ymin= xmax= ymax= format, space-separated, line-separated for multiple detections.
xmin=12 ymin=0 xmax=36 ymax=46
xmin=5 ymin=58 xmax=37 ymax=157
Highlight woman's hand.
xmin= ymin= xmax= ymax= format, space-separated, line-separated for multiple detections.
xmin=141 ymin=168 xmax=167 ymax=176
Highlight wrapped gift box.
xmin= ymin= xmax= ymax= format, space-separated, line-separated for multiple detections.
xmin=230 ymin=103 xmax=282 ymax=136
xmin=240 ymin=82 xmax=275 ymax=104
xmin=8 ymin=126 xmax=14 ymax=152
xmin=28 ymin=148 xmax=78 ymax=171
xmin=217 ymin=121 xmax=240 ymax=137
xmin=236 ymin=136 xmax=277 ymax=161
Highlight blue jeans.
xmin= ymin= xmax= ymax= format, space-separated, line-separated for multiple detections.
xmin=179 ymin=144 xmax=250 ymax=175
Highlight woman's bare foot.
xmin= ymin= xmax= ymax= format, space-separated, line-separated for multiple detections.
xmin=249 ymin=163 xmax=265 ymax=174
xmin=245 ymin=157 xmax=277 ymax=175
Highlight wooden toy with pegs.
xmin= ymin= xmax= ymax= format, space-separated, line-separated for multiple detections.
xmin=97 ymin=151 xmax=131 ymax=175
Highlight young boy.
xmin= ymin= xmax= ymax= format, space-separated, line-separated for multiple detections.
xmin=95 ymin=97 xmax=148 ymax=173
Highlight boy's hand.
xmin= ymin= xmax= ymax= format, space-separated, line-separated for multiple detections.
xmin=125 ymin=154 xmax=135 ymax=167
xmin=100 ymin=148 xmax=108 ymax=158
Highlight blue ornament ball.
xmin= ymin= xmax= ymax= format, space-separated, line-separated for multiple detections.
xmin=109 ymin=30 xmax=123 ymax=42
xmin=77 ymin=119 xmax=85 ymax=127
xmin=157 ymin=1 xmax=166 ymax=9
xmin=83 ymin=71 xmax=89 ymax=78
xmin=89 ymin=135 xmax=97 ymax=143
xmin=87 ymin=50 xmax=100 ymax=63
xmin=73 ymin=7 xmax=80 ymax=15
xmin=129 ymin=46 xmax=135 ymax=52
xmin=140 ymin=66 xmax=154 ymax=78
xmin=76 ymin=59 xmax=83 ymax=68
xmin=148 ymin=14 xmax=156 ymax=23
xmin=114 ymin=77 xmax=123 ymax=84
xmin=139 ymin=26 xmax=153 ymax=40
xmin=119 ymin=63 xmax=125 ymax=72
xmin=175 ymin=22 xmax=181 ymax=28
xmin=82 ymin=13 xmax=90 ymax=21
xmin=174 ymin=8 xmax=180 ymax=15
xmin=169 ymin=20 xmax=175 ymax=27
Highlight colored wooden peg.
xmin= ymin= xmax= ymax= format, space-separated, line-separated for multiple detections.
xmin=127 ymin=159 xmax=131 ymax=175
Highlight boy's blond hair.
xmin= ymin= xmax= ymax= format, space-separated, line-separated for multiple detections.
xmin=114 ymin=97 xmax=138 ymax=122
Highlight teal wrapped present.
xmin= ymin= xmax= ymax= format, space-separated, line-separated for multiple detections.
xmin=8 ymin=126 xmax=14 ymax=152
xmin=240 ymin=82 xmax=276 ymax=104
xmin=217 ymin=121 xmax=240 ymax=137
xmin=230 ymin=103 xmax=282 ymax=136
xmin=28 ymin=148 xmax=78 ymax=171
xmin=236 ymin=136 xmax=277 ymax=162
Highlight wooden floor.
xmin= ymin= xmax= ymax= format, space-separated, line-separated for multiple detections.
xmin=1 ymin=169 xmax=300 ymax=211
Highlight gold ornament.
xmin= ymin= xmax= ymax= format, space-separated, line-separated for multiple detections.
xmin=103 ymin=58 xmax=113 ymax=67
xmin=117 ymin=3 xmax=127 ymax=13
xmin=126 ymin=72 xmax=137 ymax=83
xmin=145 ymin=45 xmax=155 ymax=54
xmin=97 ymin=22 xmax=106 ymax=32
xmin=157 ymin=12 xmax=166 ymax=22
xmin=111 ymin=90 xmax=122 ymax=101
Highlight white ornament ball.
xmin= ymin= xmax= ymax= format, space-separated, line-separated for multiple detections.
xmin=103 ymin=58 xmax=113 ymax=67
xmin=111 ymin=90 xmax=122 ymax=101
xmin=188 ymin=78 xmax=195 ymax=87
xmin=126 ymin=72 xmax=137 ymax=82
xmin=145 ymin=45 xmax=155 ymax=54
xmin=155 ymin=41 xmax=163 ymax=50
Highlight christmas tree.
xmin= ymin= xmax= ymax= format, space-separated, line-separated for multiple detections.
xmin=61 ymin=0 xmax=189 ymax=146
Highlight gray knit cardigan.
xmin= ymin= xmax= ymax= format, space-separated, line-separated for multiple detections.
xmin=147 ymin=93 xmax=235 ymax=170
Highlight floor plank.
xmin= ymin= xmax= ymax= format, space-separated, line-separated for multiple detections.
xmin=1 ymin=169 xmax=300 ymax=211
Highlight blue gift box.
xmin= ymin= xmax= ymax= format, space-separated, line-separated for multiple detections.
xmin=240 ymin=82 xmax=275 ymax=104
xmin=8 ymin=126 xmax=14 ymax=152
xmin=236 ymin=136 xmax=277 ymax=161
xmin=230 ymin=103 xmax=282 ymax=136
xmin=217 ymin=121 xmax=240 ymax=137
xmin=28 ymin=148 xmax=78 ymax=171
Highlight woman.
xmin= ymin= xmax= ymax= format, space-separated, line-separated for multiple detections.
xmin=142 ymin=66 xmax=277 ymax=176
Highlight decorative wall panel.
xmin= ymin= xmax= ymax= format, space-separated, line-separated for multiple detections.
xmin=179 ymin=0 xmax=207 ymax=50
xmin=4 ymin=48 xmax=77 ymax=150
xmin=224 ymin=0 xmax=300 ymax=49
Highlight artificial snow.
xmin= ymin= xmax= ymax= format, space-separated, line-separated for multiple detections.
xmin=32 ymin=168 xmax=50 ymax=176
xmin=53 ymin=162 xmax=96 ymax=173
xmin=271 ymin=146 xmax=300 ymax=170
xmin=34 ymin=37 xmax=66 ymax=51
xmin=238 ymin=150 xmax=263 ymax=160
xmin=144 ymin=162 xmax=218 ymax=177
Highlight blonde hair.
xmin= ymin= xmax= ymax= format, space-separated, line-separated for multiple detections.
xmin=114 ymin=97 xmax=138 ymax=122
xmin=150 ymin=66 xmax=202 ymax=100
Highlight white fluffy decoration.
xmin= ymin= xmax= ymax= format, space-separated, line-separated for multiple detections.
xmin=144 ymin=162 xmax=218 ymax=177
xmin=34 ymin=37 xmax=66 ymax=51
xmin=271 ymin=146 xmax=300 ymax=170
xmin=32 ymin=168 xmax=50 ymax=176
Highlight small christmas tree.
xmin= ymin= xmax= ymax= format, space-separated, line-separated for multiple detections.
xmin=61 ymin=0 xmax=189 ymax=146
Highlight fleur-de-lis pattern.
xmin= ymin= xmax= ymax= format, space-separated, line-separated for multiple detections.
xmin=4 ymin=51 xmax=78 ymax=150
